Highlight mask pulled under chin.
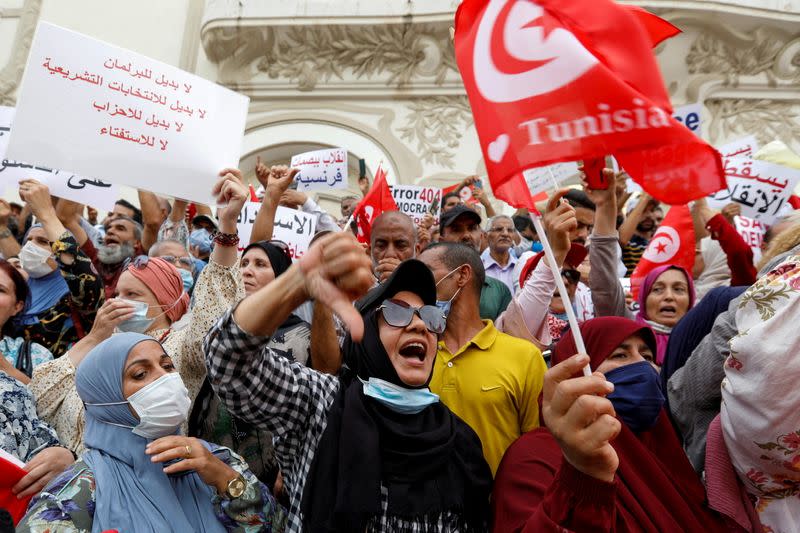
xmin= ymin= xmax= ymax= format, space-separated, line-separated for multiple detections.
xmin=360 ymin=377 xmax=439 ymax=415
xmin=605 ymin=360 xmax=665 ymax=433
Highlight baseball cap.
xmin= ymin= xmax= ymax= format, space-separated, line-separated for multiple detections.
xmin=439 ymin=205 xmax=482 ymax=234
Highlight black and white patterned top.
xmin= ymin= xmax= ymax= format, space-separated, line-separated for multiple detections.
xmin=204 ymin=308 xmax=486 ymax=533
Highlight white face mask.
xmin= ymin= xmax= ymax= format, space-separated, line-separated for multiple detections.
xmin=127 ymin=373 xmax=191 ymax=439
xmin=19 ymin=241 xmax=55 ymax=278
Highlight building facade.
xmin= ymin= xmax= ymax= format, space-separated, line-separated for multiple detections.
xmin=1 ymin=0 xmax=799 ymax=214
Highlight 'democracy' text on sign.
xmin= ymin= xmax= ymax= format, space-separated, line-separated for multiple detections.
xmin=390 ymin=185 xmax=442 ymax=225
xmin=291 ymin=148 xmax=348 ymax=192
xmin=5 ymin=22 xmax=249 ymax=205
xmin=0 ymin=106 xmax=118 ymax=210
xmin=236 ymin=203 xmax=316 ymax=259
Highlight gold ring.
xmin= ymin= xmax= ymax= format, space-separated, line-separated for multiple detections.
xmin=185 ymin=445 xmax=192 ymax=456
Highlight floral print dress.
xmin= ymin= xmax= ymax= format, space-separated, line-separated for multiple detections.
xmin=721 ymin=254 xmax=800 ymax=532
xmin=17 ymin=444 xmax=287 ymax=533
xmin=0 ymin=371 xmax=61 ymax=463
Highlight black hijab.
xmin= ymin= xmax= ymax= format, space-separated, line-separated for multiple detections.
xmin=242 ymin=241 xmax=302 ymax=328
xmin=301 ymin=260 xmax=492 ymax=531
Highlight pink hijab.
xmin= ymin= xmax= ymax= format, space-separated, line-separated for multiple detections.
xmin=635 ymin=264 xmax=695 ymax=366
xmin=126 ymin=257 xmax=190 ymax=323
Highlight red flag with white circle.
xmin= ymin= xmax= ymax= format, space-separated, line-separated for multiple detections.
xmin=630 ymin=204 xmax=695 ymax=299
xmin=453 ymin=0 xmax=725 ymax=207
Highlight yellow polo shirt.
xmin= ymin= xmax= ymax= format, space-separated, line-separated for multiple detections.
xmin=429 ymin=320 xmax=546 ymax=476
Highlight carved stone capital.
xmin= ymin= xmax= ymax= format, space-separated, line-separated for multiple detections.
xmin=0 ymin=0 xmax=43 ymax=106
xmin=201 ymin=18 xmax=459 ymax=94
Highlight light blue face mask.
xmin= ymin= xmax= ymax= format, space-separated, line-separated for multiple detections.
xmin=434 ymin=265 xmax=465 ymax=319
xmin=360 ymin=377 xmax=439 ymax=415
xmin=178 ymin=268 xmax=195 ymax=292
xmin=116 ymin=299 xmax=154 ymax=334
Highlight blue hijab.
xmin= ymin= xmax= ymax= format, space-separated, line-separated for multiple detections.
xmin=76 ymin=333 xmax=225 ymax=533
xmin=17 ymin=225 xmax=69 ymax=326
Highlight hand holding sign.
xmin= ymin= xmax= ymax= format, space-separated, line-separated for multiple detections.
xmin=19 ymin=179 xmax=57 ymax=222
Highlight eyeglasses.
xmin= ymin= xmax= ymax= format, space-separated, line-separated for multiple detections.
xmin=378 ymin=299 xmax=446 ymax=335
xmin=159 ymin=255 xmax=194 ymax=269
xmin=123 ymin=255 xmax=150 ymax=270
xmin=124 ymin=255 xmax=192 ymax=271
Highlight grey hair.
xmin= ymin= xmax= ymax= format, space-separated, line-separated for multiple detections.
xmin=148 ymin=238 xmax=188 ymax=257
xmin=484 ymin=214 xmax=513 ymax=232
xmin=109 ymin=215 xmax=143 ymax=242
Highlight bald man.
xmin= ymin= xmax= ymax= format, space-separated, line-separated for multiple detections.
xmin=370 ymin=211 xmax=417 ymax=282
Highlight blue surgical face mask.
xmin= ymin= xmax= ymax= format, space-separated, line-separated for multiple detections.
xmin=360 ymin=377 xmax=439 ymax=415
xmin=178 ymin=268 xmax=195 ymax=292
xmin=435 ymin=265 xmax=466 ymax=319
xmin=116 ymin=298 xmax=154 ymax=334
xmin=189 ymin=229 xmax=213 ymax=255
xmin=605 ymin=360 xmax=664 ymax=433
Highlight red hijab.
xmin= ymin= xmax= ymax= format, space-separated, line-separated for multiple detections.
xmin=492 ymin=317 xmax=727 ymax=532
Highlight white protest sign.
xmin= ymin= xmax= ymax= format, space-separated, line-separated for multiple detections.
xmin=291 ymin=148 xmax=347 ymax=192
xmin=236 ymin=203 xmax=316 ymax=260
xmin=734 ymin=215 xmax=765 ymax=265
xmin=523 ymin=161 xmax=580 ymax=196
xmin=390 ymin=185 xmax=442 ymax=225
xmin=672 ymin=103 xmax=702 ymax=136
xmin=0 ymin=106 xmax=118 ymax=210
xmin=707 ymin=157 xmax=800 ymax=224
xmin=718 ymin=136 xmax=760 ymax=160
xmin=6 ymin=22 xmax=248 ymax=205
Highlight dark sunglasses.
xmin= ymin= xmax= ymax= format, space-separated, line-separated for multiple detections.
xmin=378 ymin=299 xmax=446 ymax=335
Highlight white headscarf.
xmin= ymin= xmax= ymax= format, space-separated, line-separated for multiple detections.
xmin=721 ymin=253 xmax=800 ymax=531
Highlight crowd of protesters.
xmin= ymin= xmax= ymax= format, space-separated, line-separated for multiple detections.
xmin=0 ymin=154 xmax=796 ymax=533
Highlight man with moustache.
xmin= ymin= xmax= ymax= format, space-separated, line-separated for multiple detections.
xmin=439 ymin=205 xmax=511 ymax=320
xmin=481 ymin=215 xmax=518 ymax=295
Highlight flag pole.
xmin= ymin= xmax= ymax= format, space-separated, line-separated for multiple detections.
xmin=529 ymin=166 xmax=591 ymax=377
xmin=529 ymin=215 xmax=591 ymax=377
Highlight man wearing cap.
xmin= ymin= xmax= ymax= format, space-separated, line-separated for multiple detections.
xmin=439 ymin=205 xmax=511 ymax=320
xmin=418 ymin=241 xmax=546 ymax=476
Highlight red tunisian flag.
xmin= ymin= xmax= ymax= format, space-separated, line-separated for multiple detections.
xmin=352 ymin=165 xmax=398 ymax=244
xmin=630 ymin=204 xmax=695 ymax=299
xmin=454 ymin=0 xmax=724 ymax=208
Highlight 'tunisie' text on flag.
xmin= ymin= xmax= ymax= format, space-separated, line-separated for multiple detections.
xmin=454 ymin=0 xmax=725 ymax=207
xmin=352 ymin=165 xmax=398 ymax=244
xmin=630 ymin=204 xmax=695 ymax=299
